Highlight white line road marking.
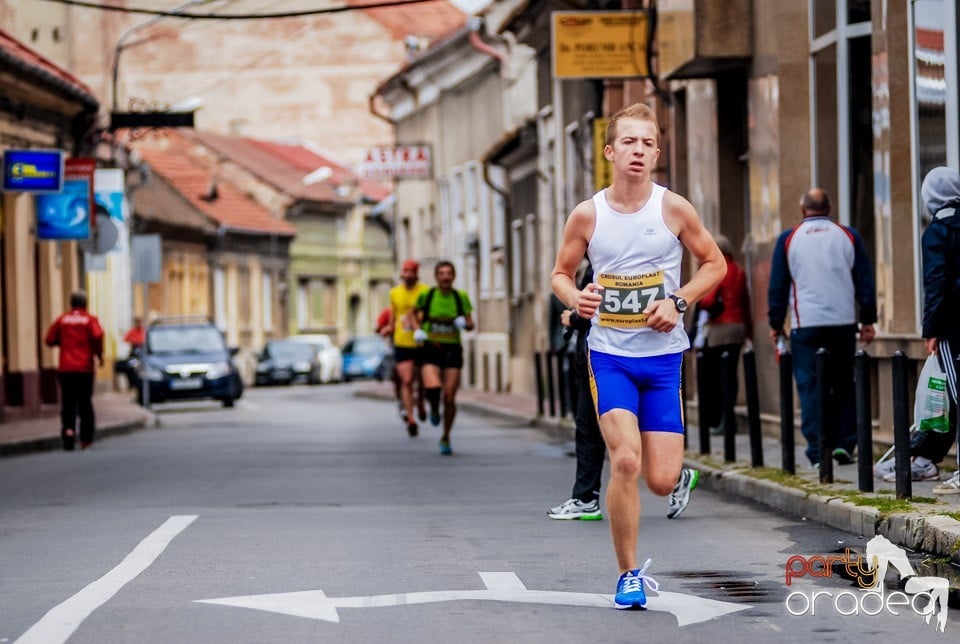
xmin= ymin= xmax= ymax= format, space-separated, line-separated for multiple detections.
xmin=15 ymin=515 xmax=197 ymax=644
xmin=197 ymin=572 xmax=750 ymax=626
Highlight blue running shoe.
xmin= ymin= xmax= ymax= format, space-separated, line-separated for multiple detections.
xmin=614 ymin=559 xmax=659 ymax=609
xmin=439 ymin=438 xmax=452 ymax=455
xmin=430 ymin=409 xmax=441 ymax=427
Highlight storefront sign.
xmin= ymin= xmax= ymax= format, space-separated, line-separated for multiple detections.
xmin=552 ymin=11 xmax=649 ymax=79
xmin=2 ymin=149 xmax=65 ymax=193
xmin=593 ymin=117 xmax=613 ymax=191
xmin=361 ymin=145 xmax=432 ymax=180
xmin=35 ymin=158 xmax=96 ymax=240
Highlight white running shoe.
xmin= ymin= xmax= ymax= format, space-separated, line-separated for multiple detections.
xmin=547 ymin=498 xmax=602 ymax=520
xmin=667 ymin=468 xmax=699 ymax=519
xmin=874 ymin=457 xmax=896 ymax=479
xmin=882 ymin=457 xmax=939 ymax=482
xmin=932 ymin=471 xmax=960 ymax=495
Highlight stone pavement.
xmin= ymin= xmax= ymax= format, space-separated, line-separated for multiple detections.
xmin=356 ymin=382 xmax=960 ymax=570
xmin=0 ymin=392 xmax=151 ymax=456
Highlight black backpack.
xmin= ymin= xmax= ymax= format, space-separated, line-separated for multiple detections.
xmin=420 ymin=287 xmax=465 ymax=323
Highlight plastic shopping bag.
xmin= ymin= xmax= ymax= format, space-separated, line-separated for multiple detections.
xmin=915 ymin=353 xmax=950 ymax=433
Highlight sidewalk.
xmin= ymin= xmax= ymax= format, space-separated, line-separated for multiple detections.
xmin=0 ymin=392 xmax=151 ymax=456
xmin=356 ymin=382 xmax=960 ymax=569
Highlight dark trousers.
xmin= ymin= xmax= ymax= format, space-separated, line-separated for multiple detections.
xmin=698 ymin=343 xmax=742 ymax=430
xmin=791 ymin=325 xmax=857 ymax=465
xmin=58 ymin=372 xmax=95 ymax=445
xmin=571 ymin=355 xmax=606 ymax=502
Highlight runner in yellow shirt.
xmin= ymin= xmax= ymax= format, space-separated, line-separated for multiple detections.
xmin=387 ymin=260 xmax=430 ymax=437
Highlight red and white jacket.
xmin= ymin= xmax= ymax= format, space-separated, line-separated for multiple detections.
xmin=45 ymin=308 xmax=104 ymax=373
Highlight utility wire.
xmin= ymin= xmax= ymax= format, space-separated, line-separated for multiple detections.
xmin=41 ymin=0 xmax=441 ymax=19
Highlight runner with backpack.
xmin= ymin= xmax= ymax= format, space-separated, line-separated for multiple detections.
xmin=412 ymin=260 xmax=475 ymax=455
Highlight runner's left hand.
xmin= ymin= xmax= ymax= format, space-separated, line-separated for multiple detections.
xmin=454 ymin=316 xmax=467 ymax=330
xmin=644 ymin=298 xmax=680 ymax=333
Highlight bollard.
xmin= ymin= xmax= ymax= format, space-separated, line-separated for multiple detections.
xmin=696 ymin=349 xmax=710 ymax=455
xmin=743 ymin=348 xmax=764 ymax=468
xmin=545 ymin=350 xmax=556 ymax=418
xmin=721 ymin=350 xmax=736 ymax=463
xmin=779 ymin=350 xmax=795 ymax=474
xmin=892 ymin=351 xmax=912 ymax=499
xmin=854 ymin=350 xmax=873 ymax=492
xmin=534 ymin=352 xmax=545 ymax=418
xmin=817 ymin=348 xmax=833 ymax=484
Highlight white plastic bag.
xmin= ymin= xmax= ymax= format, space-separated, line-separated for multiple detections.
xmin=874 ymin=354 xmax=951 ymax=478
xmin=915 ymin=353 xmax=950 ymax=433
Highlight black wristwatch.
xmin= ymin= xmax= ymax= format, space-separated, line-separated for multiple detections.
xmin=668 ymin=294 xmax=688 ymax=313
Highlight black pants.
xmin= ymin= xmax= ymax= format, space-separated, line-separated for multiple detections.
xmin=58 ymin=372 xmax=95 ymax=445
xmin=698 ymin=343 xmax=742 ymax=430
xmin=791 ymin=325 xmax=857 ymax=465
xmin=571 ymin=355 xmax=606 ymax=502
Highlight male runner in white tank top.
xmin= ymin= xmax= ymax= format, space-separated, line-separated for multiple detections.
xmin=551 ymin=103 xmax=726 ymax=609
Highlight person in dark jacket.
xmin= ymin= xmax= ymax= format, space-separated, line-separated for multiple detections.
xmin=920 ymin=166 xmax=960 ymax=495
xmin=547 ymin=263 xmax=606 ymax=520
xmin=768 ymin=188 xmax=877 ymax=467
xmin=44 ymin=290 xmax=104 ymax=450
xmin=697 ymin=235 xmax=753 ymax=435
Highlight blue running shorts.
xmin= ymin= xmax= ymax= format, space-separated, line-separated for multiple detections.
xmin=587 ymin=350 xmax=684 ymax=433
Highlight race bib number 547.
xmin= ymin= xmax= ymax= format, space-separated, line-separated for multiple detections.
xmin=597 ymin=271 xmax=665 ymax=328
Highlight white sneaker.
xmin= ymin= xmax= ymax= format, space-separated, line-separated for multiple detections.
xmin=932 ymin=471 xmax=960 ymax=495
xmin=667 ymin=468 xmax=699 ymax=519
xmin=547 ymin=498 xmax=602 ymax=520
xmin=874 ymin=457 xmax=896 ymax=479
xmin=882 ymin=457 xmax=939 ymax=482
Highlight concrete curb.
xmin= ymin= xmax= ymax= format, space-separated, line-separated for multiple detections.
xmin=0 ymin=417 xmax=151 ymax=457
xmin=688 ymin=458 xmax=960 ymax=565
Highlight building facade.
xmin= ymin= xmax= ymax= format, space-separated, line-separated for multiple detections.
xmin=0 ymin=28 xmax=99 ymax=422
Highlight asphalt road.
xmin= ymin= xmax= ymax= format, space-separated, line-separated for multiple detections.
xmin=1 ymin=383 xmax=956 ymax=643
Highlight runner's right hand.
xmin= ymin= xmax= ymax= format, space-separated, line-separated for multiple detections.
xmin=413 ymin=329 xmax=429 ymax=344
xmin=576 ymin=283 xmax=604 ymax=319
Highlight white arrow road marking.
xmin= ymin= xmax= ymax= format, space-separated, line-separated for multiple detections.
xmin=196 ymin=572 xmax=750 ymax=627
xmin=16 ymin=515 xmax=197 ymax=644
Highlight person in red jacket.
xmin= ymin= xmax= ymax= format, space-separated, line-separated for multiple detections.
xmin=44 ymin=290 xmax=104 ymax=450
xmin=697 ymin=235 xmax=753 ymax=435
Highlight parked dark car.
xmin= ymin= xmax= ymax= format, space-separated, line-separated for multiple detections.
xmin=138 ymin=318 xmax=243 ymax=407
xmin=255 ymin=340 xmax=322 ymax=386
xmin=342 ymin=335 xmax=392 ymax=381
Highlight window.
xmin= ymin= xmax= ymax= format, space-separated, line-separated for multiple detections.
xmin=808 ymin=0 xmax=875 ymax=260
xmin=912 ymin=0 xmax=959 ymax=327
xmin=238 ymin=265 xmax=251 ymax=326
xmin=213 ymin=267 xmax=226 ymax=331
xmin=262 ymin=272 xmax=273 ymax=331
xmin=297 ymin=277 xmax=337 ymax=330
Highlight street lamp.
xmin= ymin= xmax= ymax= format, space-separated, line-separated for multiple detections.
xmin=111 ymin=0 xmax=213 ymax=111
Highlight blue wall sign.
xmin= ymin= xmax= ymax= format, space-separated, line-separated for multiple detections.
xmin=36 ymin=177 xmax=91 ymax=240
xmin=2 ymin=149 xmax=65 ymax=193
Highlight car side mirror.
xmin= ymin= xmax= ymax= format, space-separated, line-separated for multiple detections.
xmin=229 ymin=346 xmax=240 ymax=357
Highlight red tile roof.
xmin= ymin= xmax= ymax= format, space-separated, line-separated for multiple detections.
xmin=348 ymin=0 xmax=465 ymax=39
xmin=189 ymin=131 xmax=391 ymax=204
xmin=0 ymin=28 xmax=97 ymax=106
xmin=136 ymin=137 xmax=295 ymax=237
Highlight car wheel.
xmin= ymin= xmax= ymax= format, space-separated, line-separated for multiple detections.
xmin=222 ymin=397 xmax=235 ymax=408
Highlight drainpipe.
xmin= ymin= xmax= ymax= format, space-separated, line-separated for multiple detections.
xmin=467 ymin=17 xmax=507 ymax=67
xmin=368 ymin=92 xmax=396 ymax=126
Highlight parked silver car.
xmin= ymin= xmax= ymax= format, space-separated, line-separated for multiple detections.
xmin=287 ymin=334 xmax=343 ymax=384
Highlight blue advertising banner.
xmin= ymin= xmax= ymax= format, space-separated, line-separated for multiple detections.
xmin=36 ymin=177 xmax=91 ymax=240
xmin=2 ymin=149 xmax=64 ymax=193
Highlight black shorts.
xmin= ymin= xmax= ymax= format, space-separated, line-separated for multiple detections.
xmin=394 ymin=346 xmax=422 ymax=364
xmin=421 ymin=342 xmax=464 ymax=370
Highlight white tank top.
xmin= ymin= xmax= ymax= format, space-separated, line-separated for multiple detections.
xmin=586 ymin=185 xmax=690 ymax=357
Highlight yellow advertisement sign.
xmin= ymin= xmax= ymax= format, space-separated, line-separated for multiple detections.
xmin=593 ymin=117 xmax=612 ymax=191
xmin=552 ymin=11 xmax=649 ymax=79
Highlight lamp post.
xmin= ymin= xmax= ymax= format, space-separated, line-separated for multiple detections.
xmin=111 ymin=0 xmax=213 ymax=111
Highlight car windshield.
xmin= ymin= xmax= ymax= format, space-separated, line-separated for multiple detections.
xmin=148 ymin=326 xmax=225 ymax=355
xmin=291 ymin=335 xmax=330 ymax=349
xmin=267 ymin=342 xmax=314 ymax=361
xmin=350 ymin=337 xmax=385 ymax=356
